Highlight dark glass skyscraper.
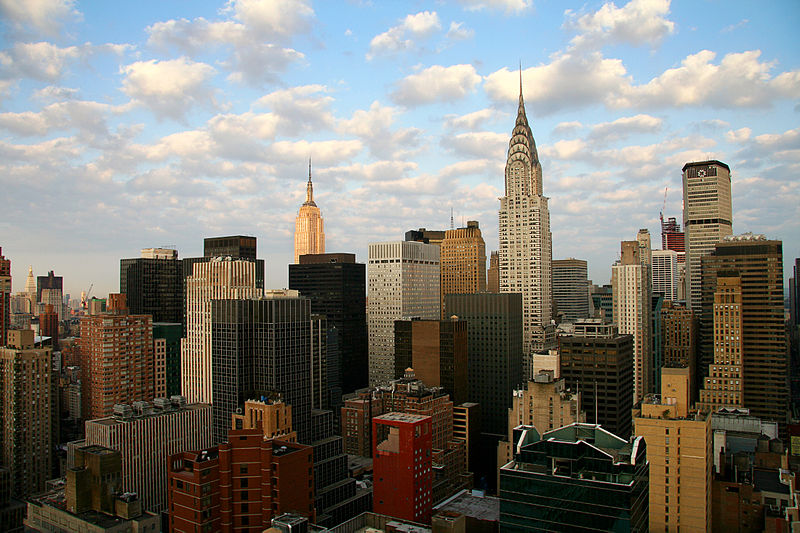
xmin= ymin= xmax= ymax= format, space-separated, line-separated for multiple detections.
xmin=120 ymin=250 xmax=183 ymax=324
xmin=289 ymin=253 xmax=367 ymax=399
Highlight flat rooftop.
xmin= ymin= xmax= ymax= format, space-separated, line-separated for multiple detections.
xmin=374 ymin=412 xmax=430 ymax=423
xmin=434 ymin=489 xmax=499 ymax=522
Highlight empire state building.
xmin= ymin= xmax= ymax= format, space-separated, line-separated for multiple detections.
xmin=294 ymin=161 xmax=325 ymax=263
xmin=499 ymin=76 xmax=553 ymax=365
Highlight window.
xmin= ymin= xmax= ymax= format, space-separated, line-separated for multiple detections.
xmin=241 ymin=478 xmax=248 ymax=488
xmin=240 ymin=465 xmax=248 ymax=474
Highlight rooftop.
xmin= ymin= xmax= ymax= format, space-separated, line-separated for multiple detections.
xmin=374 ymin=412 xmax=430 ymax=424
xmin=434 ymin=489 xmax=499 ymax=522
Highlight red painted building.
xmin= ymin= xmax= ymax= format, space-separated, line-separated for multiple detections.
xmin=373 ymin=412 xmax=433 ymax=524
xmin=168 ymin=428 xmax=314 ymax=533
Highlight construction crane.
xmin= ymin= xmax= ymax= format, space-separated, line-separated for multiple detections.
xmin=659 ymin=186 xmax=668 ymax=226
xmin=81 ymin=283 xmax=94 ymax=310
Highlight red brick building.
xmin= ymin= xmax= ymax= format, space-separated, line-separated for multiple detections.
xmin=168 ymin=428 xmax=314 ymax=533
xmin=373 ymin=413 xmax=432 ymax=524
xmin=39 ymin=304 xmax=59 ymax=353
xmin=79 ymin=299 xmax=154 ymax=419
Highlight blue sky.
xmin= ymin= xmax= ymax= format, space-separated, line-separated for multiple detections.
xmin=1 ymin=0 xmax=798 ymax=298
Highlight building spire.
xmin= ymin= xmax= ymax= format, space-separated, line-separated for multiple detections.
xmin=304 ymin=157 xmax=316 ymax=206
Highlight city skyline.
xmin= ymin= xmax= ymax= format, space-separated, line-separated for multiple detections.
xmin=2 ymin=0 xmax=799 ymax=297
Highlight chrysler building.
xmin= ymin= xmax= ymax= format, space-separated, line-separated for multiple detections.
xmin=294 ymin=160 xmax=325 ymax=263
xmin=499 ymin=74 xmax=554 ymax=367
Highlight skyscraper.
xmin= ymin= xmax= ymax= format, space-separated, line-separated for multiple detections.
xmin=660 ymin=301 xmax=697 ymax=398
xmin=367 ymin=241 xmax=440 ymax=387
xmin=0 ymin=248 xmax=10 ymax=347
xmin=289 ymin=253 xmax=368 ymax=397
xmin=79 ymin=300 xmax=155 ymax=419
xmin=660 ymin=216 xmax=685 ymax=256
xmin=487 ymin=251 xmax=499 ymax=293
xmin=119 ymin=247 xmax=183 ymax=324
xmin=181 ymin=257 xmax=260 ymax=404
xmin=294 ymin=162 xmax=325 ymax=264
xmin=652 ymin=249 xmax=679 ymax=301
xmin=0 ymin=330 xmax=52 ymax=498
xmin=683 ymin=160 xmax=733 ymax=312
xmin=552 ymin=258 xmax=589 ymax=322
xmin=498 ymin=75 xmax=553 ymax=355
xmin=612 ymin=241 xmax=653 ymax=402
xmin=699 ymin=234 xmax=787 ymax=433
xmin=439 ymin=221 xmax=486 ymax=315
xmin=36 ymin=270 xmax=63 ymax=322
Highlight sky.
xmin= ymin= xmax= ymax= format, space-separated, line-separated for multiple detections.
xmin=1 ymin=0 xmax=799 ymax=299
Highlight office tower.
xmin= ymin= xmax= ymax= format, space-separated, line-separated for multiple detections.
xmin=651 ymin=293 xmax=664 ymax=393
xmin=405 ymin=228 xmax=446 ymax=245
xmin=791 ymin=258 xmax=800 ymax=412
xmin=119 ymin=247 xmax=183 ymax=323
xmin=38 ymin=304 xmax=58 ymax=351
xmin=373 ymin=413 xmax=433 ymax=523
xmin=445 ymin=293 xmax=522 ymax=437
xmin=697 ymin=274 xmax=744 ymax=411
xmin=232 ymin=398 xmax=297 ymax=442
xmin=498 ymin=78 xmax=553 ymax=355
xmin=552 ymin=258 xmax=589 ymax=322
xmin=634 ymin=367 xmax=712 ymax=532
xmin=37 ymin=270 xmax=64 ymax=322
xmin=210 ymin=292 xmax=314 ymax=444
xmin=440 ymin=221 xmax=486 ymax=314
xmin=182 ymin=257 xmax=260 ymax=404
xmin=590 ymin=284 xmax=613 ymax=321
xmin=652 ymin=249 xmax=679 ymax=301
xmin=294 ymin=163 xmax=325 ymax=264
xmin=699 ymin=235 xmax=787 ymax=433
xmin=289 ymin=253 xmax=368 ymax=397
xmin=79 ymin=301 xmax=154 ymax=419
xmin=0 ymin=248 xmax=9 ymax=348
xmin=393 ymin=317 xmax=468 ymax=404
xmin=204 ymin=235 xmax=257 ymax=259
xmin=499 ymin=423 xmax=648 ymax=531
xmin=559 ymin=319 xmax=634 ymax=438
xmin=84 ymin=397 xmax=213 ymax=512
xmin=612 ymin=240 xmax=653 ymax=402
xmin=25 ymin=445 xmax=159 ymax=531
xmin=453 ymin=402 xmax=480 ymax=478
xmin=661 ymin=301 xmax=697 ymax=398
xmin=0 ymin=330 xmax=52 ymax=498
xmin=661 ymin=216 xmax=685 ymax=257
xmin=487 ymin=251 xmax=499 ymax=293
xmin=21 ymin=266 xmax=36 ymax=314
xmin=153 ymin=322 xmax=181 ymax=398
xmin=169 ymin=429 xmax=315 ymax=533
xmin=791 ymin=257 xmax=800 ymax=328
xmin=683 ymin=160 xmax=733 ymax=312
xmin=367 ymin=241 xmax=440 ymax=387
xmin=0 ymin=467 xmax=24 ymax=533
xmin=497 ymin=371 xmax=583 ymax=474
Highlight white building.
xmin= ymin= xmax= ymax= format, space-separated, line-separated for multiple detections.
xmin=682 ymin=160 xmax=732 ymax=312
xmin=499 ymin=78 xmax=553 ymax=359
xmin=652 ymin=249 xmax=679 ymax=301
xmin=367 ymin=240 xmax=440 ymax=386
xmin=612 ymin=241 xmax=653 ymax=403
xmin=84 ymin=398 xmax=213 ymax=513
xmin=181 ymin=257 xmax=260 ymax=404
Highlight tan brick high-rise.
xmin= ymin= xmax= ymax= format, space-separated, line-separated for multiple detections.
xmin=294 ymin=161 xmax=325 ymax=264
xmin=440 ymin=221 xmax=486 ymax=315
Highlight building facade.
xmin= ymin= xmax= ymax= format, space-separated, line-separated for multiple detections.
xmin=181 ymin=257 xmax=260 ymax=404
xmin=79 ymin=304 xmax=154 ymax=419
xmin=660 ymin=301 xmax=697 ymax=398
xmin=652 ymin=249 xmax=679 ymax=301
xmin=612 ymin=240 xmax=652 ymax=403
xmin=120 ymin=248 xmax=183 ymax=324
xmin=0 ymin=248 xmax=9 ymax=348
xmin=367 ymin=241 xmax=440 ymax=387
xmin=498 ymin=81 xmax=553 ymax=355
xmin=294 ymin=164 xmax=325 ymax=263
xmin=552 ymin=258 xmax=589 ymax=322
xmin=0 ymin=330 xmax=52 ymax=499
xmin=289 ymin=253 xmax=368 ymax=398
xmin=84 ymin=398 xmax=213 ymax=513
xmin=683 ymin=160 xmax=733 ymax=312
xmin=439 ymin=221 xmax=486 ymax=315
xmin=487 ymin=251 xmax=499 ymax=293
xmin=559 ymin=320 xmax=634 ymax=439
xmin=393 ymin=317 xmax=468 ymax=404
xmin=373 ymin=413 xmax=433 ymax=524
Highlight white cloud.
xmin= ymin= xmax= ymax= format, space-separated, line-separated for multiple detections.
xmin=120 ymin=57 xmax=220 ymax=121
xmin=587 ymin=114 xmax=662 ymax=144
xmin=367 ymin=11 xmax=441 ymax=59
xmin=225 ymin=0 xmax=314 ymax=41
xmin=725 ymin=127 xmax=752 ymax=143
xmin=254 ymin=85 xmax=335 ymax=134
xmin=721 ymin=18 xmax=749 ymax=33
xmin=553 ymin=121 xmax=583 ymax=135
xmin=392 ymin=64 xmax=481 ymax=106
xmin=456 ymin=0 xmax=531 ymax=13
xmin=447 ymin=131 xmax=507 ymax=159
xmin=565 ymin=0 xmax=675 ymax=49
xmin=266 ymin=139 xmax=363 ymax=166
xmin=0 ymin=41 xmax=81 ymax=82
xmin=33 ymin=85 xmax=79 ymax=101
xmin=444 ymin=108 xmax=497 ymax=131
xmin=0 ymin=100 xmax=114 ymax=137
xmin=338 ymin=101 xmax=422 ymax=159
xmin=323 ymin=160 xmax=418 ymax=182
xmin=0 ymin=0 xmax=79 ymax=37
xmin=445 ymin=22 xmax=474 ymax=41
